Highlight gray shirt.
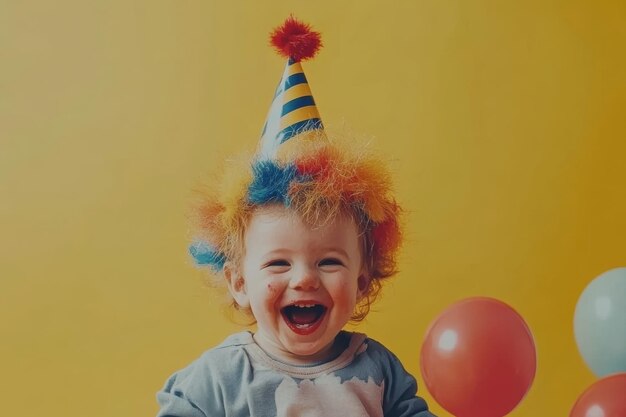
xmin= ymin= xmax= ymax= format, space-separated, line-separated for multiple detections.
xmin=157 ymin=331 xmax=435 ymax=417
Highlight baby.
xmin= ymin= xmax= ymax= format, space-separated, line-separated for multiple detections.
xmin=156 ymin=16 xmax=435 ymax=417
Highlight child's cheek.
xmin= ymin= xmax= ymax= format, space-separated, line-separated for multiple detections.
xmin=265 ymin=282 xmax=281 ymax=299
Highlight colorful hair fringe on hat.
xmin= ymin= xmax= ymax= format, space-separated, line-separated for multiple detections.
xmin=190 ymin=17 xmax=403 ymax=317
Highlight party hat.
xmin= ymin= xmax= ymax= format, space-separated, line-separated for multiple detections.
xmin=258 ymin=16 xmax=324 ymax=159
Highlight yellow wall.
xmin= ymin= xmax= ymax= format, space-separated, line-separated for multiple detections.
xmin=2 ymin=1 xmax=625 ymax=416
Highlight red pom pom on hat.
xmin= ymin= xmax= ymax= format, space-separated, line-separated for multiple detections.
xmin=270 ymin=15 xmax=322 ymax=62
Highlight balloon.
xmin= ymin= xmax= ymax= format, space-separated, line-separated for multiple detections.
xmin=570 ymin=373 xmax=626 ymax=417
xmin=420 ymin=297 xmax=536 ymax=417
xmin=574 ymin=267 xmax=626 ymax=377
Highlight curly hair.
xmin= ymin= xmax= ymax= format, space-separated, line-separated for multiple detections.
xmin=189 ymin=131 xmax=403 ymax=322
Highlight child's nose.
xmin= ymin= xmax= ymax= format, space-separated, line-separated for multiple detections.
xmin=289 ymin=267 xmax=320 ymax=291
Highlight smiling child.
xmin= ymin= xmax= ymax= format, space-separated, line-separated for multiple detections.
xmin=156 ymin=16 xmax=435 ymax=417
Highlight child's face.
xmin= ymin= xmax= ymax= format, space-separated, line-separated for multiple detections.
xmin=227 ymin=205 xmax=367 ymax=363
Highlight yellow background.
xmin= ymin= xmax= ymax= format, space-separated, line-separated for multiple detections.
xmin=2 ymin=1 xmax=625 ymax=416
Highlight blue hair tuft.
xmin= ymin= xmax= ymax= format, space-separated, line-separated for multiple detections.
xmin=189 ymin=241 xmax=226 ymax=271
xmin=248 ymin=160 xmax=297 ymax=205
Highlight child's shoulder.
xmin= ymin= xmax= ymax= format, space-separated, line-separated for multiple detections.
xmin=196 ymin=330 xmax=255 ymax=363
xmin=353 ymin=333 xmax=411 ymax=376
xmin=359 ymin=333 xmax=399 ymax=359
xmin=212 ymin=330 xmax=255 ymax=350
xmin=169 ymin=331 xmax=254 ymax=379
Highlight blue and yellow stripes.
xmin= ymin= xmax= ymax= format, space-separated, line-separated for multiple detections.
xmin=259 ymin=59 xmax=324 ymax=157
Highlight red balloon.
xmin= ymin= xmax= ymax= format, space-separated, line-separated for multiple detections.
xmin=570 ymin=373 xmax=626 ymax=417
xmin=420 ymin=297 xmax=536 ymax=417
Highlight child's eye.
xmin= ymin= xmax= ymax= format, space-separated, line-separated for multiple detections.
xmin=319 ymin=258 xmax=343 ymax=267
xmin=265 ymin=259 xmax=290 ymax=268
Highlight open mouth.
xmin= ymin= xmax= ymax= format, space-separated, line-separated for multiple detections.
xmin=281 ymin=303 xmax=327 ymax=335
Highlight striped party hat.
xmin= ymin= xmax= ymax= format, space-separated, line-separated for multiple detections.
xmin=258 ymin=16 xmax=324 ymax=159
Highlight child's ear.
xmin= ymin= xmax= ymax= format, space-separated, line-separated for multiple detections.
xmin=356 ymin=273 xmax=371 ymax=300
xmin=224 ymin=262 xmax=250 ymax=308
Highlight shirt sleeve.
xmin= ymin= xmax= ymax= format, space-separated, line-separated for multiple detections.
xmin=368 ymin=340 xmax=437 ymax=417
xmin=157 ymin=391 xmax=208 ymax=417
xmin=156 ymin=357 xmax=224 ymax=417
